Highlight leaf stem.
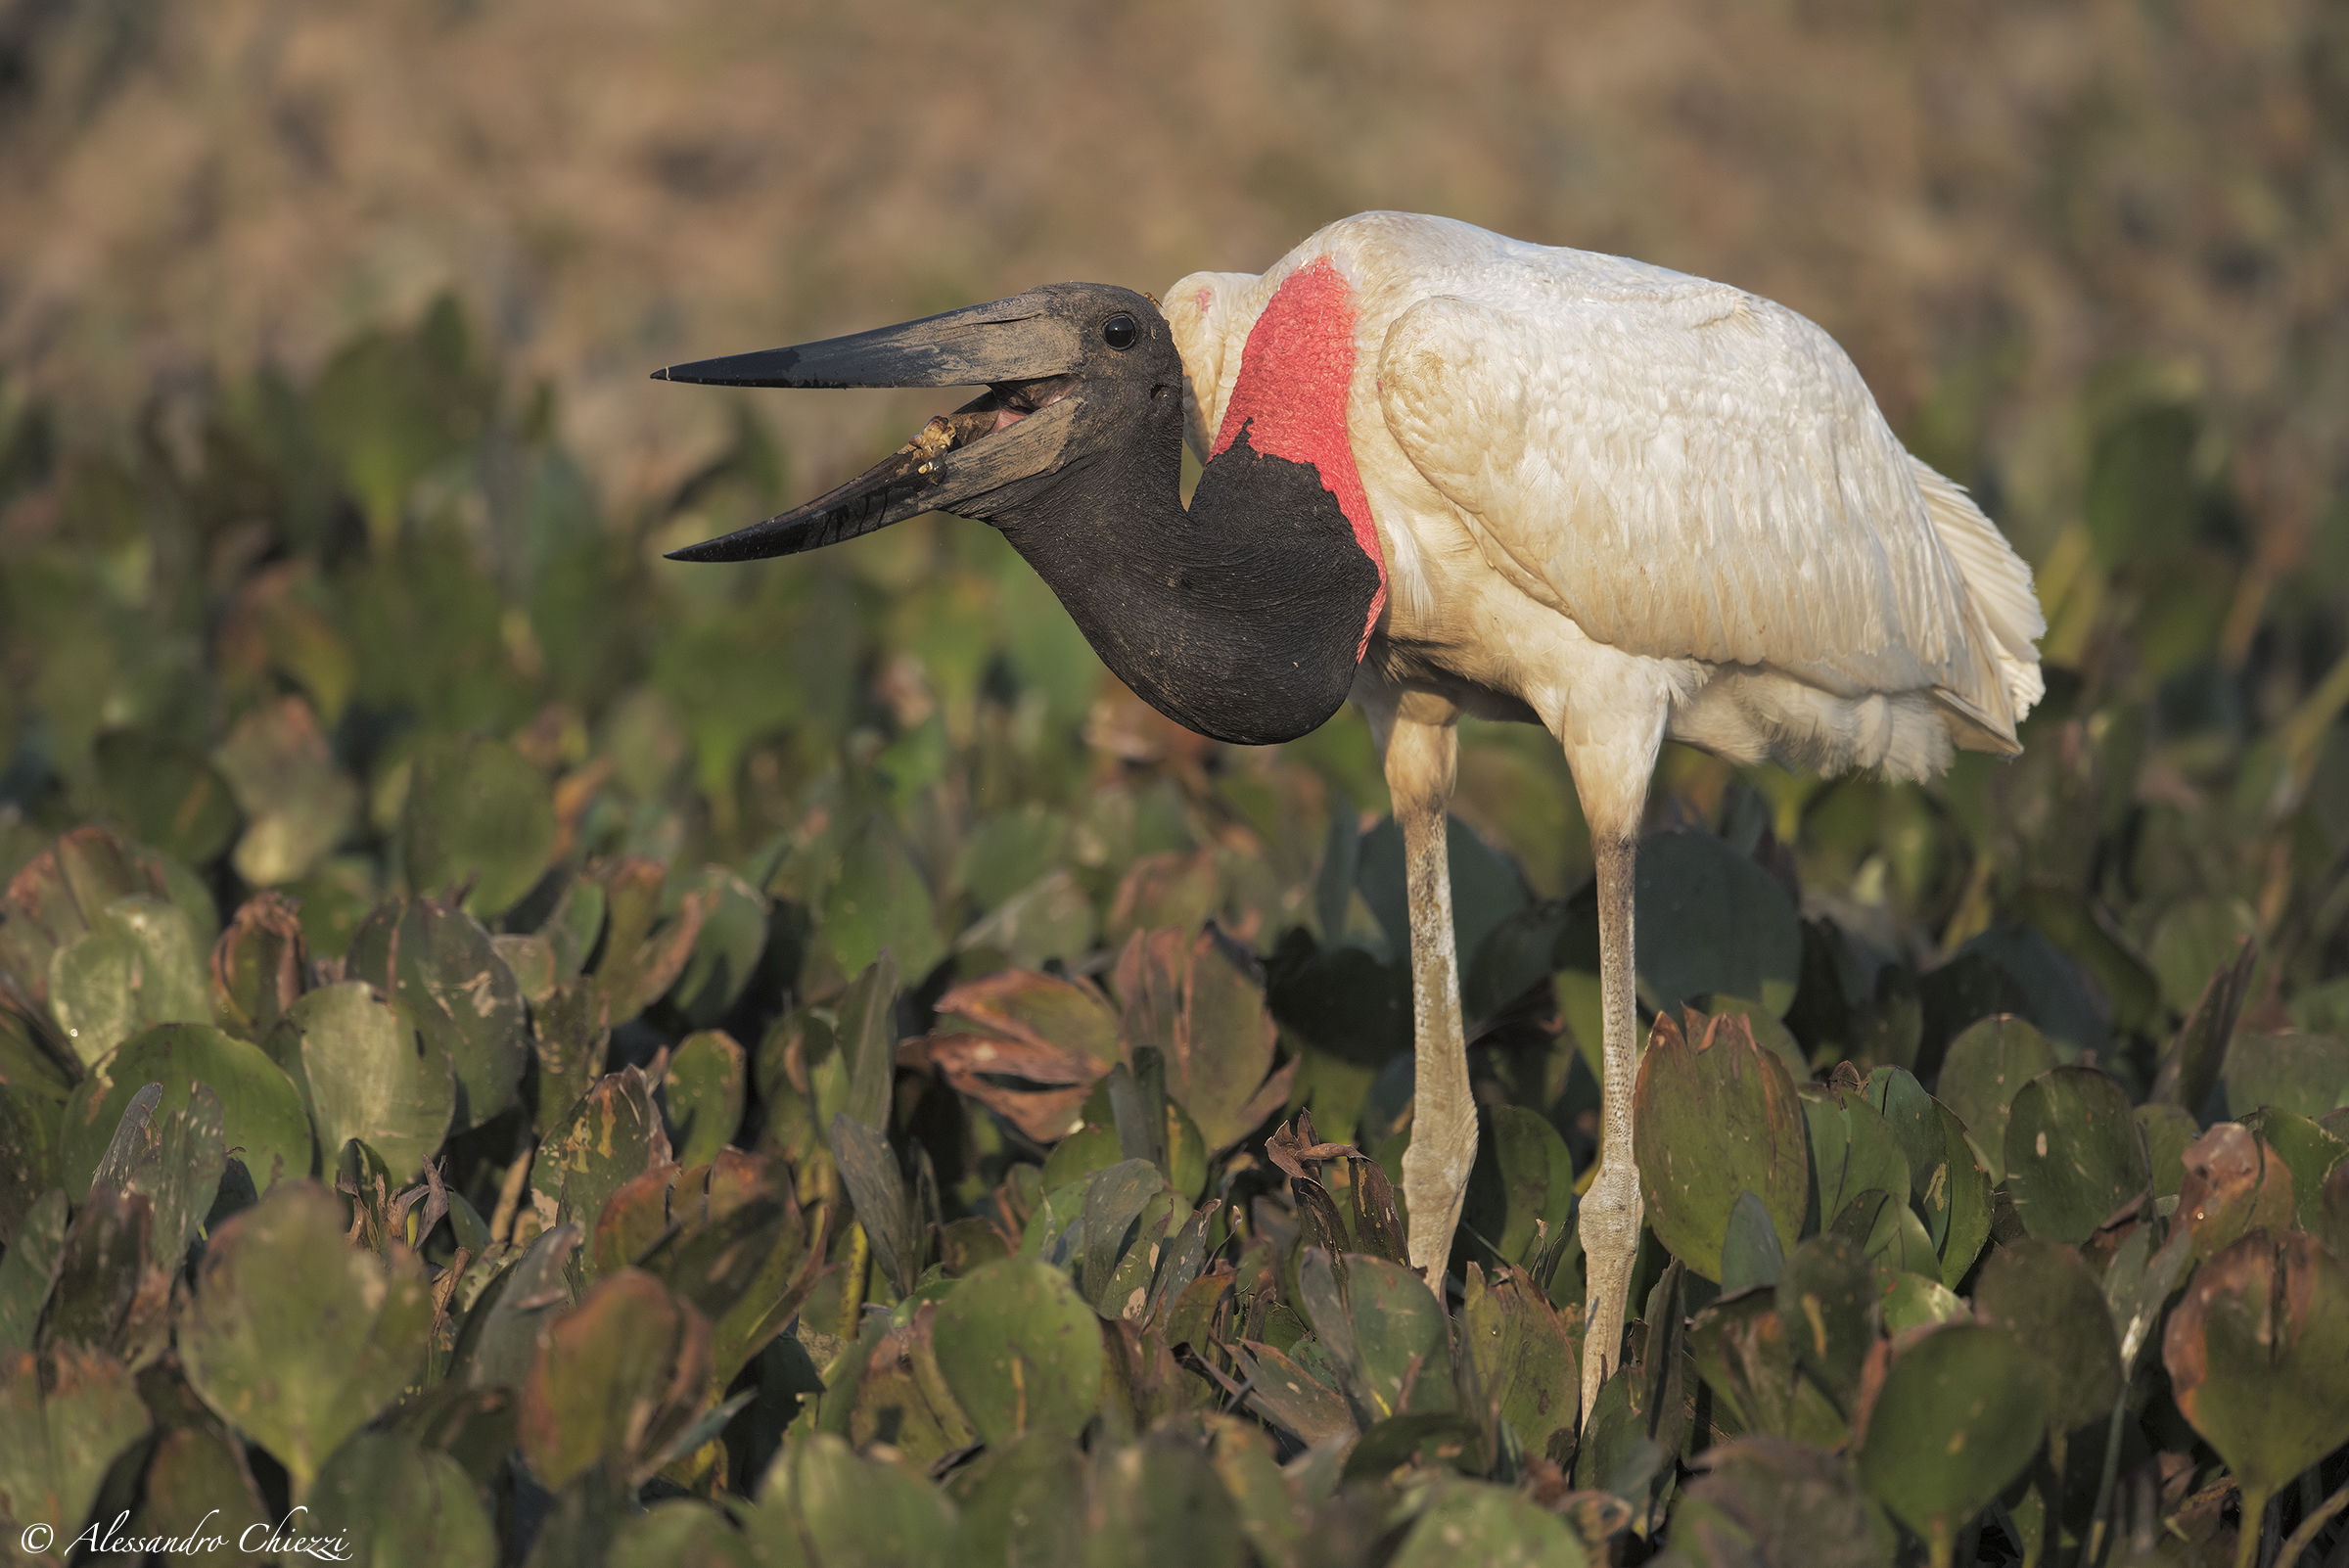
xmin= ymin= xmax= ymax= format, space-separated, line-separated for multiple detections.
xmin=2276 ymin=1475 xmax=2349 ymax=1568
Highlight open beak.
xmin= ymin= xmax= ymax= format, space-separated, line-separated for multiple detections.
xmin=654 ymin=292 xmax=1084 ymax=563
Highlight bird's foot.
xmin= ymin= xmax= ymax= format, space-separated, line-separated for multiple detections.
xmin=1576 ymin=1156 xmax=1644 ymax=1425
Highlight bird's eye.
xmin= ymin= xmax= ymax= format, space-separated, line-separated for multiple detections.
xmin=1102 ymin=314 xmax=1138 ymax=349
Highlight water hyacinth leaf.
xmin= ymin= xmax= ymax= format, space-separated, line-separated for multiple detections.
xmin=91 ymin=729 xmax=240 ymax=865
xmin=41 ymin=1176 xmax=172 ymax=1360
xmin=0 ymin=826 xmax=190 ymax=1019
xmin=1462 ymin=1265 xmax=1579 ymax=1458
xmin=921 ymin=969 xmax=1122 ymax=1142
xmin=1863 ymin=1066 xmax=1947 ymax=1236
xmin=1931 ymin=1103 xmax=1994 ymax=1288
xmin=1463 ymin=1103 xmax=1576 ymax=1270
xmin=306 ymin=1430 xmax=498 ymax=1568
xmin=750 ymin=1430 xmax=959 ymax=1568
xmin=1778 ymin=1234 xmax=1876 ymax=1411
xmin=47 ymin=895 xmax=211 ymax=1068
xmin=2252 ymin=1110 xmax=2347 ymax=1229
xmin=2175 ymin=1122 xmax=2295 ymax=1263
xmin=60 ymin=1022 xmax=312 ymax=1200
xmin=1855 ymin=1323 xmax=2048 ymax=1558
xmin=531 ymin=977 xmax=610 ymax=1135
xmin=608 ymin=1500 xmax=757 ymax=1568
xmin=539 ymin=874 xmax=608 ymax=982
xmin=1232 ymin=1337 xmax=1353 ymax=1446
xmin=0 ymin=1095 xmax=57 ymax=1251
xmin=179 ymin=1182 xmax=432 ymax=1496
xmin=668 ymin=866 xmax=769 ymax=1027
xmin=519 ymin=1268 xmax=714 ymax=1490
xmin=134 ymin=1421 xmax=275 ymax=1561
xmin=1085 ymin=1436 xmax=1253 ymax=1566
xmin=946 ymin=1429 xmax=1089 ymax=1568
xmin=451 ymin=1222 xmax=581 ymax=1392
xmin=1634 ymin=1011 xmax=1809 ymax=1281
xmin=2151 ymin=935 xmax=2255 ymax=1117
xmin=2162 ymin=1230 xmax=2349 ymax=1520
xmin=957 ymin=867 xmax=1097 ymax=970
xmin=1113 ymin=926 xmax=1296 ymax=1154
xmin=590 ymin=857 xmax=711 ymax=1026
xmin=2137 ymin=1101 xmax=2201 ymax=1197
xmin=1720 ymin=1190 xmax=1785 ymax=1292
xmin=690 ymin=1156 xmax=819 ymax=1385
xmin=1971 ymin=1238 xmax=2122 ymax=1432
xmin=823 ymin=815 xmax=944 ymax=982
xmin=345 ymin=897 xmax=528 ymax=1131
xmin=1078 ymin=1158 xmax=1167 ymax=1311
xmin=281 ymin=982 xmax=453 ymax=1184
xmin=830 ymin=1112 xmax=919 ymax=1299
xmin=0 ymin=1342 xmax=153 ymax=1545
xmin=1670 ymin=1437 xmax=1896 ymax=1568
xmin=398 ymin=733 xmax=557 ymax=921
xmin=832 ymin=951 xmax=898 ymax=1136
xmin=930 ymin=1257 xmax=1104 ymax=1445
xmin=208 ymin=890 xmax=308 ymax=1039
xmin=1687 ymin=1289 xmax=1849 ymax=1447
xmin=1573 ymin=1365 xmax=1662 ymax=1501
xmin=2004 ymin=1066 xmax=2149 ymax=1243
xmin=541 ymin=1068 xmax=671 ymax=1234
xmin=135 ymin=1083 xmax=227 ymax=1270
xmin=2221 ymin=1030 xmax=2349 ymax=1120
xmin=1634 ymin=830 xmax=1803 ymax=1016
xmin=1932 ymin=1014 xmax=2058 ymax=1183
xmin=2150 ymin=902 xmax=2258 ymax=1020
xmin=1391 ymin=1479 xmax=1591 ymax=1568
xmin=212 ymin=696 xmax=359 ymax=887
xmin=1335 ymin=1253 xmax=1453 ymax=1420
xmin=662 ymin=1029 xmax=746 ymax=1168
xmin=1801 ymin=1084 xmax=1910 ymax=1237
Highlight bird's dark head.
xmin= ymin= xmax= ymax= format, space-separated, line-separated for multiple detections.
xmin=654 ymin=281 xmax=1183 ymax=563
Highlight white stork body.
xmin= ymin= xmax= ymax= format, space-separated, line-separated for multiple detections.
xmin=1167 ymin=212 xmax=2044 ymax=1415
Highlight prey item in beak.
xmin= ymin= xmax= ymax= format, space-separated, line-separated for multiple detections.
xmin=655 ymin=288 xmax=1092 ymax=563
xmin=663 ymin=394 xmax=1076 ymax=563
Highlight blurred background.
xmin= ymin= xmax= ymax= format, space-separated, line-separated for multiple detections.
xmin=2 ymin=0 xmax=2345 ymax=1130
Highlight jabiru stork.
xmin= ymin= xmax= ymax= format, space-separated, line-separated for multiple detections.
xmin=655 ymin=211 xmax=2046 ymax=1423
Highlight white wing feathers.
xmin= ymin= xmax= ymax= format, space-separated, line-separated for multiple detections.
xmin=1376 ymin=285 xmax=2040 ymax=748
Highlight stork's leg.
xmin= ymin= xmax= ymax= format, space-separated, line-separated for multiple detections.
xmin=1558 ymin=695 xmax=1667 ymax=1425
xmin=1368 ymin=692 xmax=1473 ymax=1289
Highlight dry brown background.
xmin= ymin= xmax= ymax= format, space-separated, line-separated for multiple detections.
xmin=2 ymin=0 xmax=2343 ymax=564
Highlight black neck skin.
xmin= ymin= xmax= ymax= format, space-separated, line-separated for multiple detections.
xmin=971 ymin=392 xmax=1382 ymax=747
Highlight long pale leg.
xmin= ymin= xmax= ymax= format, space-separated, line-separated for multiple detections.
xmin=1561 ymin=705 xmax=1666 ymax=1425
xmin=1368 ymin=692 xmax=1473 ymax=1289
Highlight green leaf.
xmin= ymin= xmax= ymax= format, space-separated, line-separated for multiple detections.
xmin=1390 ymin=1479 xmax=1590 ymax=1568
xmin=662 ymin=1029 xmax=747 ymax=1168
xmin=307 ymin=1430 xmax=498 ymax=1567
xmin=540 ymin=1068 xmax=671 ymax=1235
xmin=212 ymin=696 xmax=359 ymax=886
xmin=92 ymin=728 xmax=239 ymax=865
xmin=2250 ymin=1110 xmax=2348 ymax=1229
xmin=831 ymin=1112 xmax=919 ymax=1300
xmin=2221 ymin=1030 xmax=2349 ymax=1120
xmin=0 ymin=1085 xmax=59 ymax=1242
xmin=1114 ymin=926 xmax=1294 ymax=1154
xmin=2004 ymin=1066 xmax=2150 ymax=1243
xmin=450 ymin=1222 xmax=581 ymax=1392
xmin=2161 ymin=1230 xmax=2349 ymax=1514
xmin=1801 ymin=1084 xmax=1911 ymax=1237
xmin=0 ymin=826 xmax=196 ymax=1023
xmin=0 ymin=1342 xmax=153 ymax=1543
xmin=668 ymin=867 xmax=770 ymax=1027
xmin=1635 ymin=1011 xmax=1810 ymax=1282
xmin=1635 ymin=830 xmax=1802 ymax=1016
xmin=833 ymin=952 xmax=899 ymax=1137
xmin=1932 ymin=1014 xmax=2058 ymax=1183
xmin=930 ymin=1258 xmax=1104 ymax=1445
xmin=946 ymin=1430 xmax=1088 ymax=1568
xmin=609 ymin=1500 xmax=757 ymax=1568
xmin=1463 ymin=1104 xmax=1576 ymax=1272
xmin=518 ymin=1268 xmax=712 ymax=1489
xmin=345 ymin=897 xmax=528 ymax=1131
xmin=1720 ymin=1190 xmax=1785 ymax=1292
xmin=1670 ymin=1437 xmax=1896 ymax=1568
xmin=955 ymin=868 xmax=1098 ymax=971
xmin=1688 ymin=1289 xmax=1849 ymax=1447
xmin=1855 ymin=1323 xmax=2048 ymax=1559
xmin=749 ymin=1431 xmax=958 ymax=1568
xmin=2151 ymin=934 xmax=2257 ymax=1117
xmin=824 ymin=817 xmax=943 ymax=982
xmin=0 ymin=1189 xmax=66 ymax=1355
xmin=47 ymin=895 xmax=211 ymax=1068
xmin=208 ymin=891 xmax=310 ymax=1039
xmin=60 ymin=1022 xmax=313 ymax=1201
xmin=399 ymin=734 xmax=557 ymax=921
xmin=1461 ymin=1265 xmax=1578 ymax=1459
xmin=179 ymin=1182 xmax=432 ymax=1496
xmin=530 ymin=978 xmax=610 ymax=1136
xmin=1777 ymin=1234 xmax=1876 ymax=1412
xmin=278 ymin=982 xmax=454 ymax=1183
xmin=1971 ymin=1237 xmax=2122 ymax=1432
